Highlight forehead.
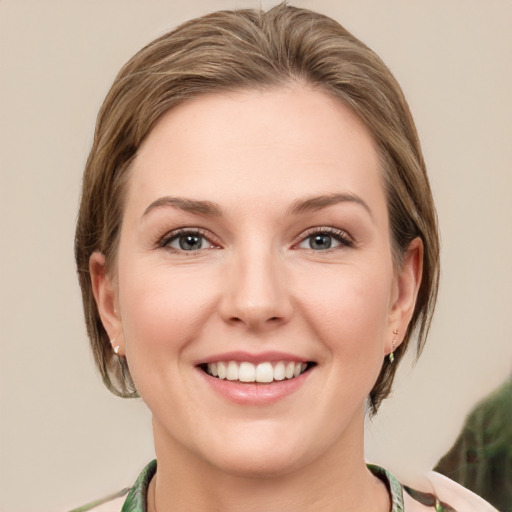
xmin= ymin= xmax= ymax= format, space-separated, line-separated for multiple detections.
xmin=126 ymin=86 xmax=385 ymax=216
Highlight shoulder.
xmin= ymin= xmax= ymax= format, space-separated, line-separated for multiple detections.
xmin=423 ymin=471 xmax=499 ymax=511
xmin=403 ymin=472 xmax=499 ymax=511
xmin=370 ymin=463 xmax=498 ymax=511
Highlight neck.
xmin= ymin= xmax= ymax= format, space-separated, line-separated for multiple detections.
xmin=148 ymin=411 xmax=390 ymax=512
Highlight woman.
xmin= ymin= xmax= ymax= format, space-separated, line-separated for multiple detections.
xmin=73 ymin=4 xmax=496 ymax=511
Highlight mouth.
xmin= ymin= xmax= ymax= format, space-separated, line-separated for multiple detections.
xmin=198 ymin=360 xmax=316 ymax=384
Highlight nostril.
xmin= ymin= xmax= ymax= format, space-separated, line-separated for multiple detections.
xmin=229 ymin=316 xmax=281 ymax=324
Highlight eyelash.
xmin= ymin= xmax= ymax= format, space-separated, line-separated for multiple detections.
xmin=294 ymin=226 xmax=354 ymax=251
xmin=157 ymin=226 xmax=354 ymax=253
xmin=158 ymin=228 xmax=219 ymax=252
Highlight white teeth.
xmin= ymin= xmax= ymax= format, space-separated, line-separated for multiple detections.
xmin=205 ymin=360 xmax=309 ymax=383
xmin=239 ymin=362 xmax=256 ymax=382
xmin=273 ymin=361 xmax=285 ymax=381
xmin=256 ymin=362 xmax=274 ymax=383
xmin=285 ymin=362 xmax=295 ymax=379
xmin=226 ymin=361 xmax=239 ymax=381
xmin=217 ymin=361 xmax=227 ymax=379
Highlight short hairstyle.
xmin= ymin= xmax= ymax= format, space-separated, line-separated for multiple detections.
xmin=75 ymin=3 xmax=440 ymax=415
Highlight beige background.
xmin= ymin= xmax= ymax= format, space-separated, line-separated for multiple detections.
xmin=1 ymin=1 xmax=511 ymax=511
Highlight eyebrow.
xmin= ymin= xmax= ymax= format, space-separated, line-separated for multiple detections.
xmin=288 ymin=193 xmax=373 ymax=219
xmin=142 ymin=192 xmax=372 ymax=220
xmin=142 ymin=196 xmax=223 ymax=219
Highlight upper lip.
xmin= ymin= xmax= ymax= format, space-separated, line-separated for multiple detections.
xmin=194 ymin=351 xmax=312 ymax=366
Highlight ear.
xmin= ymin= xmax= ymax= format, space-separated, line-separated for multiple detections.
xmin=386 ymin=237 xmax=423 ymax=354
xmin=89 ymin=252 xmax=125 ymax=356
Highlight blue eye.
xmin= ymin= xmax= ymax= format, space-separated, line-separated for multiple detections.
xmin=308 ymin=234 xmax=336 ymax=250
xmin=162 ymin=230 xmax=216 ymax=252
xmin=297 ymin=228 xmax=352 ymax=251
xmin=175 ymin=234 xmax=204 ymax=251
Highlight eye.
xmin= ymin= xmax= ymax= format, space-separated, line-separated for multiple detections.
xmin=305 ymin=233 xmax=338 ymax=250
xmin=296 ymin=228 xmax=353 ymax=251
xmin=161 ymin=229 xmax=218 ymax=252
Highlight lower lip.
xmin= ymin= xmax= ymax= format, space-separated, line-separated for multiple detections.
xmin=197 ymin=368 xmax=312 ymax=405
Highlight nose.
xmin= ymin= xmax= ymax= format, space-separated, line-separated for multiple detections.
xmin=218 ymin=245 xmax=293 ymax=331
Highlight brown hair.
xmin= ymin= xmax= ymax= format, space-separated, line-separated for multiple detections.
xmin=75 ymin=3 xmax=440 ymax=414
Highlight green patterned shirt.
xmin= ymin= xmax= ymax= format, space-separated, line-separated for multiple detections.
xmin=70 ymin=460 xmax=458 ymax=512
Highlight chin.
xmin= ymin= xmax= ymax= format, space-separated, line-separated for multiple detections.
xmin=210 ymin=447 xmax=307 ymax=479
xmin=194 ymin=423 xmax=322 ymax=479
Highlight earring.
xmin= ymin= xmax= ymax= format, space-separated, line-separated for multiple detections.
xmin=389 ymin=329 xmax=398 ymax=363
xmin=111 ymin=339 xmax=120 ymax=355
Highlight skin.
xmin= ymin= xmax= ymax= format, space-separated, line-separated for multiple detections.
xmin=91 ymin=85 xmax=423 ymax=512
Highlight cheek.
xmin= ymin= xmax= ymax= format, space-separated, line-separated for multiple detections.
xmin=117 ymin=261 xmax=220 ymax=363
xmin=294 ymin=261 xmax=394 ymax=360
xmin=116 ymin=261 xmax=224 ymax=417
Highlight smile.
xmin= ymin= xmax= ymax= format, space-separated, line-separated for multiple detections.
xmin=204 ymin=361 xmax=312 ymax=383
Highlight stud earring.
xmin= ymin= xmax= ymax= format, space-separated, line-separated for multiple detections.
xmin=111 ymin=339 xmax=120 ymax=355
xmin=389 ymin=329 xmax=399 ymax=363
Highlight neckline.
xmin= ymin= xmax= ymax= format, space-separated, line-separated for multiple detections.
xmin=121 ymin=460 xmax=405 ymax=512
xmin=367 ymin=464 xmax=405 ymax=511
xmin=121 ymin=459 xmax=156 ymax=512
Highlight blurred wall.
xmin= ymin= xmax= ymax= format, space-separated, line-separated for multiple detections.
xmin=1 ymin=1 xmax=511 ymax=510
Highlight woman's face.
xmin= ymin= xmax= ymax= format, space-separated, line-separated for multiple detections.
xmin=93 ymin=86 xmax=420 ymax=477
